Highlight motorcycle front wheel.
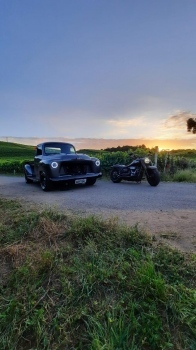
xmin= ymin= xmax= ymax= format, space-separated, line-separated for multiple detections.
xmin=146 ymin=169 xmax=160 ymax=186
xmin=110 ymin=168 xmax=122 ymax=183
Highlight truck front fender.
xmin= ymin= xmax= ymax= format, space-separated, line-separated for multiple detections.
xmin=24 ymin=163 xmax=35 ymax=177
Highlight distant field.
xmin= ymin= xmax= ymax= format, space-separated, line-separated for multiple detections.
xmin=0 ymin=142 xmax=35 ymax=173
xmin=1 ymin=141 xmax=196 ymax=159
xmin=169 ymin=149 xmax=196 ymax=160
xmin=0 ymin=141 xmax=35 ymax=160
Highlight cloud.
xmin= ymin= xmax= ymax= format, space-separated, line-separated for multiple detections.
xmin=157 ymin=110 xmax=196 ymax=139
xmin=164 ymin=111 xmax=196 ymax=128
xmin=107 ymin=117 xmax=145 ymax=127
xmin=104 ymin=117 xmax=147 ymax=136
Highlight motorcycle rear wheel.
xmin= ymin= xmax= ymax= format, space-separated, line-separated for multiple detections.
xmin=147 ymin=169 xmax=160 ymax=186
xmin=110 ymin=169 xmax=122 ymax=183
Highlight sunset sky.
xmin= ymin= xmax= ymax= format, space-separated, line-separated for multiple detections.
xmin=1 ymin=0 xmax=196 ymax=150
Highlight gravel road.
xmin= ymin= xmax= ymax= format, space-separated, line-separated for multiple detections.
xmin=0 ymin=175 xmax=196 ymax=252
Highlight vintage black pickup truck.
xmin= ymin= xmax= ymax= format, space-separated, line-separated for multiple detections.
xmin=24 ymin=142 xmax=102 ymax=191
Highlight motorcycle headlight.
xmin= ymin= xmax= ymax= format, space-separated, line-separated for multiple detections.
xmin=51 ymin=161 xmax=58 ymax=169
xmin=95 ymin=160 xmax=100 ymax=166
xmin=144 ymin=157 xmax=150 ymax=164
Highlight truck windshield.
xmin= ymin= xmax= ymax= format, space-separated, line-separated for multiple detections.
xmin=44 ymin=143 xmax=76 ymax=155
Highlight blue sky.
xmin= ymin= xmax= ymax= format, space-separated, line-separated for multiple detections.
xmin=1 ymin=0 xmax=196 ymax=149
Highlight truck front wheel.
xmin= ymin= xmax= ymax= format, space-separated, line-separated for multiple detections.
xmin=86 ymin=178 xmax=96 ymax=186
xmin=40 ymin=172 xmax=52 ymax=191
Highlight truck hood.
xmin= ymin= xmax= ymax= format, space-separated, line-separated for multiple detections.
xmin=47 ymin=153 xmax=92 ymax=161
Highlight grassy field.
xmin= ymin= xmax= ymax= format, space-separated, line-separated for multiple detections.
xmin=0 ymin=198 xmax=195 ymax=350
xmin=1 ymin=141 xmax=196 ymax=161
xmin=0 ymin=141 xmax=35 ymax=160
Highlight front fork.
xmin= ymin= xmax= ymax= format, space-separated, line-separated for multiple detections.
xmin=145 ymin=166 xmax=157 ymax=179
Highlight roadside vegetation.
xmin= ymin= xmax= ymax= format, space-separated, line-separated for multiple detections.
xmin=0 ymin=198 xmax=195 ymax=350
xmin=0 ymin=141 xmax=34 ymax=174
xmin=0 ymin=141 xmax=196 ymax=182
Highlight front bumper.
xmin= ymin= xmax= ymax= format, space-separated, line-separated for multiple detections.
xmin=49 ymin=172 xmax=102 ymax=182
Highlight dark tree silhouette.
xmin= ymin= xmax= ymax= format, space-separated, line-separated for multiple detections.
xmin=187 ymin=118 xmax=196 ymax=134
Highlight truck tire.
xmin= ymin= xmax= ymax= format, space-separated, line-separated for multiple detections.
xmin=40 ymin=172 xmax=52 ymax=191
xmin=86 ymin=178 xmax=96 ymax=186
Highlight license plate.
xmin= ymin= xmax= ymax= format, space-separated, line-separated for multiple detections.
xmin=75 ymin=179 xmax=87 ymax=184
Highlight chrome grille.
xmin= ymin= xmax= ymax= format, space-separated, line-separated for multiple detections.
xmin=59 ymin=162 xmax=92 ymax=176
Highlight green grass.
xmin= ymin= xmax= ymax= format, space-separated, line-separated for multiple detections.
xmin=0 ymin=142 xmax=35 ymax=173
xmin=172 ymin=169 xmax=196 ymax=182
xmin=160 ymin=169 xmax=196 ymax=182
xmin=0 ymin=198 xmax=195 ymax=350
xmin=0 ymin=141 xmax=35 ymax=158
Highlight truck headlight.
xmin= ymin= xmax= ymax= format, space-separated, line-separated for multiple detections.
xmin=51 ymin=161 xmax=58 ymax=169
xmin=144 ymin=157 xmax=150 ymax=164
xmin=95 ymin=160 xmax=100 ymax=166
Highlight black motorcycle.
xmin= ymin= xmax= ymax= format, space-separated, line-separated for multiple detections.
xmin=110 ymin=154 xmax=160 ymax=186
